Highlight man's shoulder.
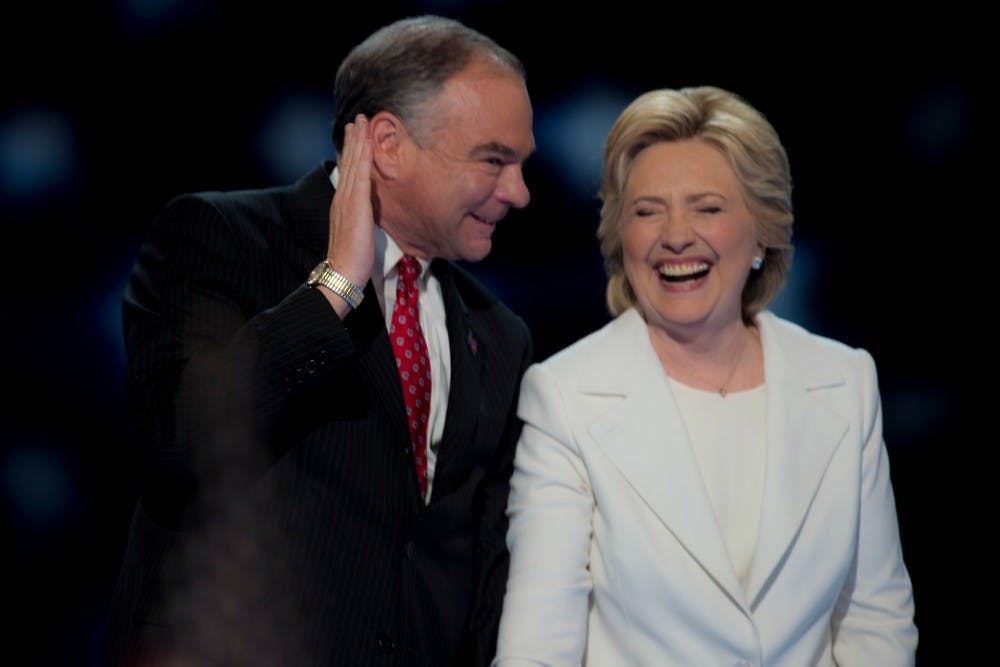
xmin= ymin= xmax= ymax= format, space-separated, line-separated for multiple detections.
xmin=154 ymin=164 xmax=329 ymax=233
xmin=445 ymin=262 xmax=497 ymax=305
xmin=144 ymin=169 xmax=325 ymax=253
xmin=445 ymin=262 xmax=512 ymax=308
xmin=164 ymin=181 xmax=294 ymax=222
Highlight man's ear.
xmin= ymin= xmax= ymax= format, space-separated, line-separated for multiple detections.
xmin=370 ymin=111 xmax=407 ymax=179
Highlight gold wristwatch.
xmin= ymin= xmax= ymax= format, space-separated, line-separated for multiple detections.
xmin=307 ymin=260 xmax=364 ymax=309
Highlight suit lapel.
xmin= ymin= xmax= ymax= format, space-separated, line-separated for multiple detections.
xmin=429 ymin=260 xmax=483 ymax=495
xmin=583 ymin=310 xmax=745 ymax=605
xmin=744 ymin=313 xmax=848 ymax=606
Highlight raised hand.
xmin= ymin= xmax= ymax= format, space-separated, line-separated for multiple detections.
xmin=323 ymin=115 xmax=375 ymax=314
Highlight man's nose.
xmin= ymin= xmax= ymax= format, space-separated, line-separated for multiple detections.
xmin=496 ymin=164 xmax=530 ymax=209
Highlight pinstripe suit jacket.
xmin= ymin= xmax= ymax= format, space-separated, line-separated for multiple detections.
xmin=103 ymin=163 xmax=532 ymax=667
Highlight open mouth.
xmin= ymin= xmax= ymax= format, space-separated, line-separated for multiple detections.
xmin=657 ymin=262 xmax=710 ymax=283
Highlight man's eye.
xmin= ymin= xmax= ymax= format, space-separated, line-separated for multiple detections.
xmin=699 ymin=206 xmax=722 ymax=214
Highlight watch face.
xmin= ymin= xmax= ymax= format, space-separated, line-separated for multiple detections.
xmin=308 ymin=261 xmax=328 ymax=284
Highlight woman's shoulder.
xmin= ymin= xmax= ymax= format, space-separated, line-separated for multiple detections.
xmin=758 ymin=311 xmax=877 ymax=378
xmin=532 ymin=308 xmax=646 ymax=377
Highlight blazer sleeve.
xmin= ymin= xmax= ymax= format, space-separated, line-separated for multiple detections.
xmin=831 ymin=349 xmax=918 ymax=665
xmin=123 ymin=193 xmax=365 ymax=525
xmin=492 ymin=363 xmax=594 ymax=667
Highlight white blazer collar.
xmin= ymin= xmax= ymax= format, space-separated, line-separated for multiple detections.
xmin=579 ymin=309 xmax=849 ymax=608
xmin=746 ymin=311 xmax=848 ymax=605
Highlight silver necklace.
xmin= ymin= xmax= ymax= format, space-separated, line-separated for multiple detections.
xmin=717 ymin=331 xmax=749 ymax=398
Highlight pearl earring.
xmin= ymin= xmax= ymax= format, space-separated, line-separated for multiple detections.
xmin=751 ymin=256 xmax=763 ymax=270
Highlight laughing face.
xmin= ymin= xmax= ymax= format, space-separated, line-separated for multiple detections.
xmin=621 ymin=138 xmax=761 ymax=340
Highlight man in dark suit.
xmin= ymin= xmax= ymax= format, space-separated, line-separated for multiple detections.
xmin=103 ymin=15 xmax=534 ymax=667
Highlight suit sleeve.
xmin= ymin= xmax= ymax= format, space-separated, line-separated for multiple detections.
xmin=123 ymin=193 xmax=365 ymax=526
xmin=831 ymin=349 xmax=918 ymax=666
xmin=491 ymin=363 xmax=594 ymax=667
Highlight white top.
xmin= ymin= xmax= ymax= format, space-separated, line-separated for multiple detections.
xmin=331 ymin=167 xmax=450 ymax=502
xmin=668 ymin=379 xmax=766 ymax=595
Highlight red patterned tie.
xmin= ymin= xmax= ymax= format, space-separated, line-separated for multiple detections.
xmin=390 ymin=255 xmax=431 ymax=498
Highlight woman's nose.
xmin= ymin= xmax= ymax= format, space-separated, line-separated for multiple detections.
xmin=658 ymin=213 xmax=694 ymax=252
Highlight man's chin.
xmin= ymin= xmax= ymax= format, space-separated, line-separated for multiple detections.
xmin=456 ymin=239 xmax=493 ymax=263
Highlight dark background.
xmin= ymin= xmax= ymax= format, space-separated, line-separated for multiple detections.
xmin=3 ymin=2 xmax=985 ymax=664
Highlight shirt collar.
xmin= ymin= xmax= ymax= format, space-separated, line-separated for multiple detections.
xmin=379 ymin=228 xmax=430 ymax=286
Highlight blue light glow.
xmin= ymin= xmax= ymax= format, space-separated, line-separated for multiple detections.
xmin=0 ymin=108 xmax=78 ymax=208
xmin=535 ymin=85 xmax=633 ymax=198
xmin=254 ymin=91 xmax=337 ymax=184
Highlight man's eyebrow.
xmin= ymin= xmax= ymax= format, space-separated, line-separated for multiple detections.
xmin=471 ymin=142 xmax=534 ymax=160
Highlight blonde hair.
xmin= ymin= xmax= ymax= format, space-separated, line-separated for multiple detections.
xmin=597 ymin=86 xmax=793 ymax=319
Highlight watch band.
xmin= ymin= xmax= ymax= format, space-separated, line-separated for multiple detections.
xmin=309 ymin=261 xmax=364 ymax=309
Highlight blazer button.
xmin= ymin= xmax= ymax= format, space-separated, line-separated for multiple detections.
xmin=376 ymin=634 xmax=395 ymax=654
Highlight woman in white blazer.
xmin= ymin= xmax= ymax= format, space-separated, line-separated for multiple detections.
xmin=493 ymin=87 xmax=917 ymax=667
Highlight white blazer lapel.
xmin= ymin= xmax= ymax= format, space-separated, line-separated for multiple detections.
xmin=745 ymin=313 xmax=849 ymax=606
xmin=582 ymin=310 xmax=744 ymax=605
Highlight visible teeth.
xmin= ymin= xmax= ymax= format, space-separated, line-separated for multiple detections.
xmin=658 ymin=262 xmax=709 ymax=278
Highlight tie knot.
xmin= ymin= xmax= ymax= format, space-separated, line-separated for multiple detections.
xmin=397 ymin=255 xmax=422 ymax=283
